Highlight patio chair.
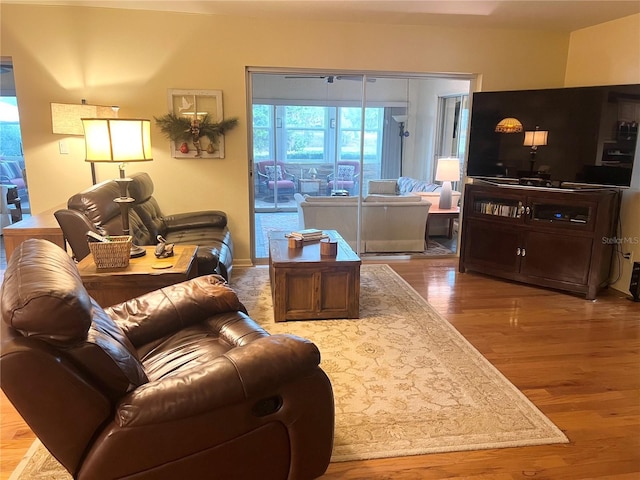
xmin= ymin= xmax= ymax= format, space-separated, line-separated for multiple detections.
xmin=255 ymin=161 xmax=297 ymax=200
xmin=326 ymin=161 xmax=360 ymax=195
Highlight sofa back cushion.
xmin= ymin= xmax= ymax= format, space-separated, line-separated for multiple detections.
xmin=397 ymin=177 xmax=441 ymax=194
xmin=301 ymin=195 xmax=358 ymax=204
xmin=368 ymin=180 xmax=398 ymax=195
xmin=68 ymin=179 xmax=122 ymax=226
xmin=364 ymin=195 xmax=422 ymax=203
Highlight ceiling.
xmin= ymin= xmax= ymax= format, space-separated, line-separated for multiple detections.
xmin=5 ymin=1 xmax=640 ymax=32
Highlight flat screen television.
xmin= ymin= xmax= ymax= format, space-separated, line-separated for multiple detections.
xmin=466 ymin=84 xmax=639 ymax=188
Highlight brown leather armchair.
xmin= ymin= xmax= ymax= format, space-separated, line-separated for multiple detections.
xmin=0 ymin=239 xmax=334 ymax=480
xmin=55 ymin=172 xmax=234 ymax=281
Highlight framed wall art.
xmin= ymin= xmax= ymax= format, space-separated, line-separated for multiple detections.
xmin=156 ymin=89 xmax=237 ymax=159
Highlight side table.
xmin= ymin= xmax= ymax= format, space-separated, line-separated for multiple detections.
xmin=77 ymin=245 xmax=198 ymax=307
xmin=298 ymin=179 xmax=322 ymax=196
xmin=3 ymin=204 xmax=66 ymax=260
xmin=425 ymin=206 xmax=460 ymax=246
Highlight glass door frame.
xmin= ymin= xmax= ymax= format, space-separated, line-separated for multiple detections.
xmin=246 ymin=67 xmax=479 ymax=265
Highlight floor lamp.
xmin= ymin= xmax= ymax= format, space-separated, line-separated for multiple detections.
xmin=82 ymin=118 xmax=153 ymax=257
xmin=435 ymin=157 xmax=460 ymax=209
xmin=392 ymin=115 xmax=410 ymax=177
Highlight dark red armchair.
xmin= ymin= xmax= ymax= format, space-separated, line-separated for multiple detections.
xmin=256 ymin=161 xmax=297 ymax=199
xmin=326 ymin=161 xmax=360 ymax=195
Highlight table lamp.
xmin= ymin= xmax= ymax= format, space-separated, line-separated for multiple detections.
xmin=82 ymin=118 xmax=153 ymax=257
xmin=523 ymin=126 xmax=548 ymax=175
xmin=435 ymin=157 xmax=460 ymax=209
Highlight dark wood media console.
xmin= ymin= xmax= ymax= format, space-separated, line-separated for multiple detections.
xmin=459 ymin=183 xmax=621 ymax=299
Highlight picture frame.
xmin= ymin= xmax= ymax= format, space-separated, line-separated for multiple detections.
xmin=166 ymin=89 xmax=226 ymax=159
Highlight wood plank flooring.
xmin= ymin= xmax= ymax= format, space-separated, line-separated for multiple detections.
xmin=1 ymin=258 xmax=639 ymax=479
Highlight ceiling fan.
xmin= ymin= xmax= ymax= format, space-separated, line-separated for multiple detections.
xmin=284 ymin=75 xmax=376 ymax=83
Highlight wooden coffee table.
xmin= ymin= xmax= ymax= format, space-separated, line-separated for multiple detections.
xmin=269 ymin=230 xmax=361 ymax=322
xmin=77 ymin=245 xmax=198 ymax=307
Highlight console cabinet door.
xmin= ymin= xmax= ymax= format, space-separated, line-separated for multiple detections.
xmin=520 ymin=231 xmax=593 ymax=285
xmin=462 ymin=219 xmax=521 ymax=274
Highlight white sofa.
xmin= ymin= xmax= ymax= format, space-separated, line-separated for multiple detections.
xmin=294 ymin=193 xmax=432 ymax=253
xmin=368 ymin=178 xmax=461 ymax=237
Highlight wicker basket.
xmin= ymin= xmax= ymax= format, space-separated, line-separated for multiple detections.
xmin=89 ymin=235 xmax=132 ymax=269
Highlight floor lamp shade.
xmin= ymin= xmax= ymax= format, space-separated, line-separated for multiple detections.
xmin=435 ymin=157 xmax=460 ymax=209
xmin=82 ymin=118 xmax=152 ymax=163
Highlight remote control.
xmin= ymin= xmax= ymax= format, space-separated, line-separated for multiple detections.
xmin=86 ymin=231 xmax=110 ymax=243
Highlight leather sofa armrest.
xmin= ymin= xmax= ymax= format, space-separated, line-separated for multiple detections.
xmin=106 ymin=275 xmax=246 ymax=348
xmin=163 ymin=210 xmax=227 ymax=232
xmin=115 ymin=334 xmax=321 ymax=427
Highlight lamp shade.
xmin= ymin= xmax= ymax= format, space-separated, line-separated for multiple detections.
xmin=523 ymin=129 xmax=548 ymax=147
xmin=82 ymin=118 xmax=152 ymax=163
xmin=495 ymin=117 xmax=523 ymax=133
xmin=435 ymin=157 xmax=461 ymax=182
xmin=392 ymin=115 xmax=408 ymax=123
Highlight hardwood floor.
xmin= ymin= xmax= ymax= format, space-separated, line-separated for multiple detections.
xmin=1 ymin=258 xmax=639 ymax=479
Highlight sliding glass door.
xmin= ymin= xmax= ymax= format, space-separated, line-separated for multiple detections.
xmin=248 ymin=69 xmax=472 ymax=262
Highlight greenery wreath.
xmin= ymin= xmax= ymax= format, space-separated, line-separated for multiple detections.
xmin=154 ymin=113 xmax=238 ymax=153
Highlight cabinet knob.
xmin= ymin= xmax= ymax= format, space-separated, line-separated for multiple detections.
xmin=521 ymin=248 xmax=526 ymax=257
xmin=525 ymin=206 xmax=531 ymax=215
xmin=516 ymin=247 xmax=521 ymax=256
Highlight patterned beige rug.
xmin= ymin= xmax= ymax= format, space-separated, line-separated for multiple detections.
xmin=10 ymin=264 xmax=567 ymax=478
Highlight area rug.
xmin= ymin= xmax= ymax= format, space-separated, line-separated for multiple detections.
xmin=232 ymin=265 xmax=568 ymax=462
xmin=10 ymin=264 xmax=568 ymax=478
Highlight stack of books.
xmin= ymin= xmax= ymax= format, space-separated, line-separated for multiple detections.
xmin=288 ymin=229 xmax=327 ymax=241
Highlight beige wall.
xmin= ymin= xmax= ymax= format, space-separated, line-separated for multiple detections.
xmin=565 ymin=13 xmax=640 ymax=295
xmin=1 ymin=4 xmax=574 ymax=264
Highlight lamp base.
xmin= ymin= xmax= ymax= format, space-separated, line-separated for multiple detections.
xmin=130 ymin=244 xmax=146 ymax=258
xmin=438 ymin=181 xmax=454 ymax=209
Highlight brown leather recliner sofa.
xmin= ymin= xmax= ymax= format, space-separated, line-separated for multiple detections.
xmin=0 ymin=239 xmax=334 ymax=480
xmin=54 ymin=172 xmax=233 ymax=280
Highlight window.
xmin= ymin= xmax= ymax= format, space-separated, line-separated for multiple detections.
xmin=253 ymin=104 xmax=273 ymax=160
xmin=252 ymin=104 xmax=384 ymax=165
xmin=0 ymin=97 xmax=22 ymax=156
xmin=284 ymin=106 xmax=327 ymax=161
